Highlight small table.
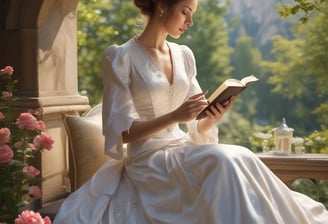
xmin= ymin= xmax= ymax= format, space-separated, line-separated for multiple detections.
xmin=257 ymin=153 xmax=328 ymax=187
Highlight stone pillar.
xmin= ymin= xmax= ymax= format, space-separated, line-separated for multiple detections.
xmin=0 ymin=0 xmax=90 ymax=207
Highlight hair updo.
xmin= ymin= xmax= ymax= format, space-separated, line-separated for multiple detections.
xmin=134 ymin=0 xmax=179 ymax=17
xmin=134 ymin=0 xmax=155 ymax=16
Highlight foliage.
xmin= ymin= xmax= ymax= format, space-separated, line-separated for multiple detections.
xmin=0 ymin=66 xmax=54 ymax=223
xmin=313 ymin=104 xmax=328 ymax=129
xmin=277 ymin=0 xmax=325 ymax=23
xmin=262 ymin=2 xmax=328 ymax=134
xmin=304 ymin=130 xmax=328 ymax=153
xmin=262 ymin=36 xmax=307 ymax=98
xmin=249 ymin=127 xmax=328 ymax=154
xmin=218 ymin=111 xmax=255 ymax=149
xmin=291 ymin=179 xmax=328 ymax=209
xmin=77 ymin=0 xmax=139 ymax=105
xmin=230 ymin=36 xmax=263 ymax=120
xmin=231 ymin=36 xmax=263 ymax=79
xmin=249 ymin=125 xmax=275 ymax=152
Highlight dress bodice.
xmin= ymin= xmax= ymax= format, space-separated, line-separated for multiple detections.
xmin=125 ymin=39 xmax=196 ymax=157
xmin=129 ymin=39 xmax=190 ymax=121
xmin=101 ymin=38 xmax=218 ymax=159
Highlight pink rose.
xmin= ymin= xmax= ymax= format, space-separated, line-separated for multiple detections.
xmin=14 ymin=141 xmax=23 ymax=148
xmin=28 ymin=109 xmax=42 ymax=117
xmin=15 ymin=210 xmax=51 ymax=224
xmin=0 ymin=127 xmax=11 ymax=144
xmin=1 ymin=91 xmax=12 ymax=99
xmin=0 ymin=66 xmax=14 ymax=75
xmin=16 ymin=113 xmax=39 ymax=130
xmin=29 ymin=185 xmax=42 ymax=199
xmin=43 ymin=216 xmax=52 ymax=224
xmin=28 ymin=143 xmax=37 ymax=150
xmin=37 ymin=120 xmax=46 ymax=132
xmin=23 ymin=165 xmax=40 ymax=177
xmin=33 ymin=132 xmax=54 ymax=151
xmin=0 ymin=112 xmax=5 ymax=120
xmin=0 ymin=144 xmax=14 ymax=163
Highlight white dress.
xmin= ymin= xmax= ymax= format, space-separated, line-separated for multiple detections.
xmin=54 ymin=38 xmax=328 ymax=224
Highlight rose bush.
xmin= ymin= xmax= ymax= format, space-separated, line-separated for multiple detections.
xmin=0 ymin=66 xmax=54 ymax=223
xmin=15 ymin=210 xmax=51 ymax=224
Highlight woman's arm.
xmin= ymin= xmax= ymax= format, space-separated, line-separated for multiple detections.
xmin=122 ymin=92 xmax=208 ymax=143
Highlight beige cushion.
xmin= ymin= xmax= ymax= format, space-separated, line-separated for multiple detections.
xmin=64 ymin=115 xmax=110 ymax=191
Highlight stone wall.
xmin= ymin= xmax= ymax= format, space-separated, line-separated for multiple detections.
xmin=0 ymin=0 xmax=90 ymax=207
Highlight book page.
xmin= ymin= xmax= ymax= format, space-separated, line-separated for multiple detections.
xmin=240 ymin=75 xmax=258 ymax=86
xmin=207 ymin=79 xmax=244 ymax=102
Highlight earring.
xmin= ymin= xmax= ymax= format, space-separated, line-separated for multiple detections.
xmin=159 ymin=10 xmax=164 ymax=17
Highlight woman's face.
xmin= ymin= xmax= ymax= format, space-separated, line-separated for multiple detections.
xmin=164 ymin=0 xmax=198 ymax=39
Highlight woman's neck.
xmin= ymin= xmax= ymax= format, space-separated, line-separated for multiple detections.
xmin=137 ymin=22 xmax=168 ymax=50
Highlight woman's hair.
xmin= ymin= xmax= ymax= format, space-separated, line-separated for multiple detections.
xmin=134 ymin=0 xmax=180 ymax=17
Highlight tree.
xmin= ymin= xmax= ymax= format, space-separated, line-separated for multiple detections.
xmin=300 ymin=2 xmax=328 ymax=128
xmin=230 ymin=36 xmax=263 ymax=120
xmin=277 ymin=0 xmax=326 ymax=23
xmin=263 ymin=1 xmax=328 ymax=134
xmin=218 ymin=110 xmax=254 ymax=148
xmin=77 ymin=0 xmax=139 ymax=105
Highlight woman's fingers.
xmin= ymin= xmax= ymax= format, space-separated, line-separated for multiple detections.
xmin=189 ymin=91 xmax=208 ymax=101
xmin=174 ymin=92 xmax=237 ymax=122
xmin=204 ymin=96 xmax=236 ymax=121
xmin=188 ymin=92 xmax=209 ymax=111
xmin=223 ymin=96 xmax=236 ymax=109
xmin=172 ymin=92 xmax=210 ymax=122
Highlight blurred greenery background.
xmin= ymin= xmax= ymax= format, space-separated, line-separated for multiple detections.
xmin=76 ymin=0 xmax=328 ymax=207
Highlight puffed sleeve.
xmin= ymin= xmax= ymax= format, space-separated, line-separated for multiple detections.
xmin=101 ymin=45 xmax=140 ymax=160
xmin=181 ymin=45 xmax=219 ymax=144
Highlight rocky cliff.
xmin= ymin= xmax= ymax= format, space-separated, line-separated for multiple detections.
xmin=227 ymin=0 xmax=292 ymax=55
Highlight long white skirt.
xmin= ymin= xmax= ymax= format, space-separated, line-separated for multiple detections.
xmin=54 ymin=143 xmax=328 ymax=224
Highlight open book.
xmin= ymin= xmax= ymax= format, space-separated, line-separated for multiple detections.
xmin=196 ymin=75 xmax=259 ymax=120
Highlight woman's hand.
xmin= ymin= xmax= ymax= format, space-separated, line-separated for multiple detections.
xmin=197 ymin=96 xmax=236 ymax=133
xmin=171 ymin=92 xmax=208 ymax=123
xmin=205 ymin=96 xmax=235 ymax=121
